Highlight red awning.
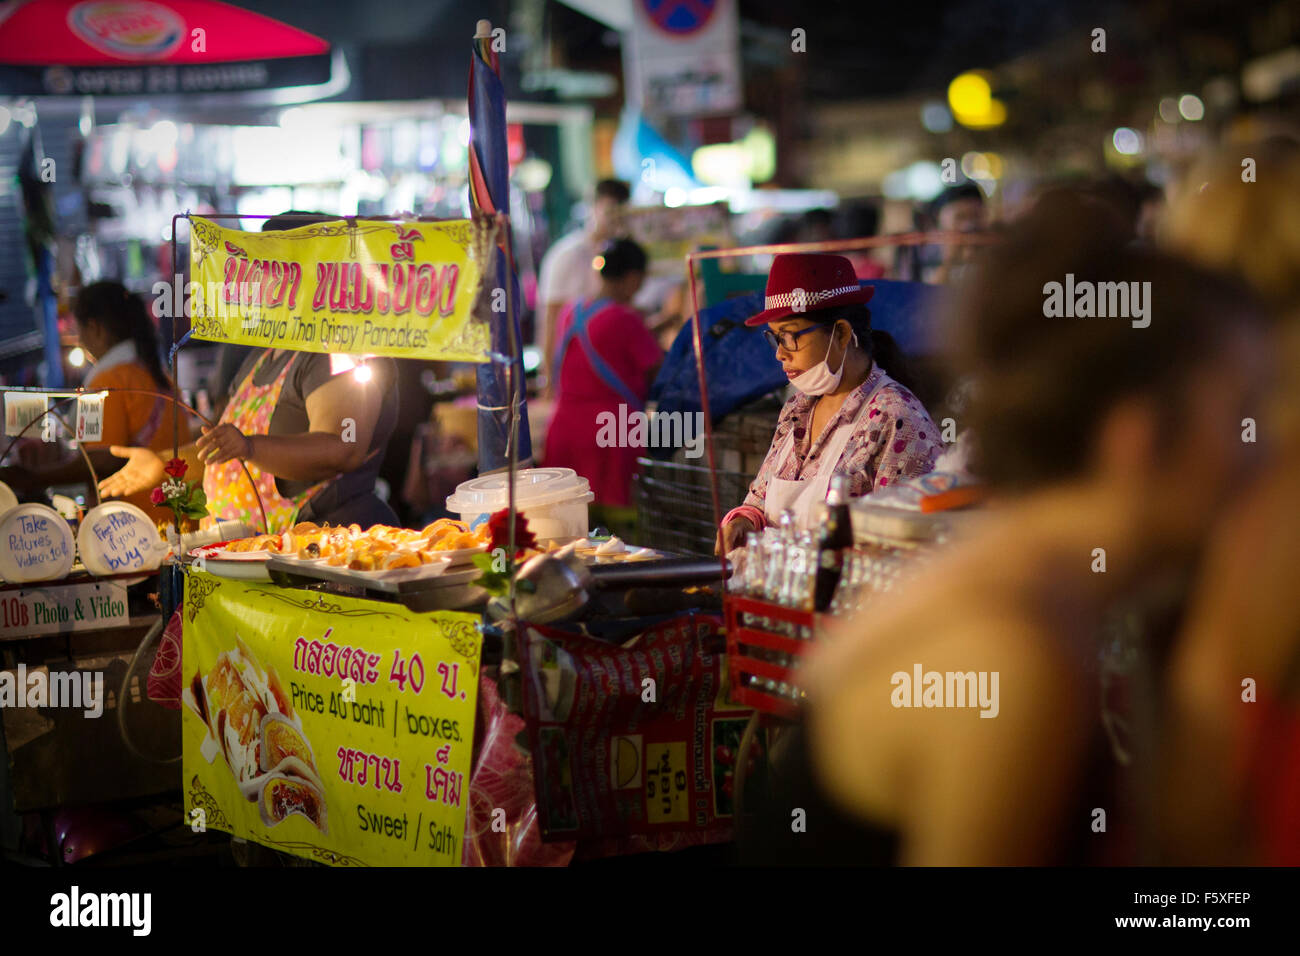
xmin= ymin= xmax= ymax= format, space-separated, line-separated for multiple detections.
xmin=0 ymin=0 xmax=332 ymax=95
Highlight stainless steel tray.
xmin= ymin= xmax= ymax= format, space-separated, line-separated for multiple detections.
xmin=265 ymin=556 xmax=478 ymax=594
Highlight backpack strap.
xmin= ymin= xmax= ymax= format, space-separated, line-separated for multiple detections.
xmin=555 ymin=298 xmax=644 ymax=410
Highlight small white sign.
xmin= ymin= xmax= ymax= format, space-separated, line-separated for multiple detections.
xmin=75 ymin=394 xmax=105 ymax=442
xmin=0 ymin=504 xmax=75 ymax=583
xmin=627 ymin=0 xmax=741 ymax=117
xmin=0 ymin=580 xmax=129 ymax=637
xmin=78 ymin=502 xmax=166 ymax=576
xmin=3 ymin=393 xmax=49 ymax=438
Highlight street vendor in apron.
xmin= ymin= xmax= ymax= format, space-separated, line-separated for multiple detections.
xmin=715 ymin=254 xmax=944 ymax=554
xmin=97 ymin=347 xmax=400 ymax=533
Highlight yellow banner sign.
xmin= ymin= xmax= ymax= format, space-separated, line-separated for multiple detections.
xmin=187 ymin=216 xmax=493 ymax=361
xmin=181 ymin=571 xmax=481 ymax=866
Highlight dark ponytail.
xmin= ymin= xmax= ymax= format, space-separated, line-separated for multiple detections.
xmin=865 ymin=328 xmax=917 ymax=394
xmin=74 ymin=280 xmax=169 ymax=390
xmin=597 ymin=237 xmax=647 ymax=279
xmin=810 ymin=302 xmax=919 ymax=395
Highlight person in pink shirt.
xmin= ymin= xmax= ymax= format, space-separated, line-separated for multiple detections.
xmin=544 ymin=238 xmax=663 ymax=508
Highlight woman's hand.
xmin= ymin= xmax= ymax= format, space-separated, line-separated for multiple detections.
xmin=196 ymin=423 xmax=252 ymax=466
xmin=97 ymin=446 xmax=166 ymax=498
xmin=715 ymin=514 xmax=756 ymax=556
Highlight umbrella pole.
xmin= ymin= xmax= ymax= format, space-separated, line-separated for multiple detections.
xmin=475 ymin=18 xmax=520 ymax=617
xmin=505 ymin=215 xmax=519 ymax=618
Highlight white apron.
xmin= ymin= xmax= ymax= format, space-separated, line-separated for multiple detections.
xmin=764 ymin=377 xmax=885 ymax=530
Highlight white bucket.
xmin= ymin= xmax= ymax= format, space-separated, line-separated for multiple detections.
xmin=446 ymin=468 xmax=594 ymax=542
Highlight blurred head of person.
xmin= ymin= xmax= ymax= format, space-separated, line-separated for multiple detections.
xmin=767 ymin=301 xmax=919 ymax=396
xmin=74 ymin=280 xmax=169 ymax=389
xmin=927 ymin=183 xmax=988 ymax=276
xmin=1164 ymin=136 xmax=1300 ymax=438
xmin=930 ymin=182 xmax=987 ymax=234
xmin=840 ymin=201 xmax=880 ymax=239
xmin=1163 ymin=136 xmax=1300 ymax=315
xmin=1133 ymin=182 xmax=1165 ymax=244
xmin=261 ymin=210 xmax=335 ymax=233
xmin=594 ymin=237 xmax=647 ymax=304
xmin=798 ymin=208 xmax=836 ymax=243
xmin=589 ymin=178 xmax=630 ymax=243
xmin=953 ymin=190 xmax=1273 ymax=558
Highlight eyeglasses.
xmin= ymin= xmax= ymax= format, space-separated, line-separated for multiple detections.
xmin=762 ymin=325 xmax=825 ymax=352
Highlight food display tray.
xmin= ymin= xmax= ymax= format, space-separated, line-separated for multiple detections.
xmin=264 ymin=555 xmax=472 ymax=593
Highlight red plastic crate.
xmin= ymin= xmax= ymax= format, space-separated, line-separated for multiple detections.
xmin=724 ymin=594 xmax=826 ymax=718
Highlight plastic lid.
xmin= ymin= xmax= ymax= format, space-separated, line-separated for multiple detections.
xmin=446 ymin=467 xmax=593 ymax=514
xmin=0 ymin=480 xmax=17 ymax=516
xmin=0 ymin=503 xmax=75 ymax=583
xmin=78 ymin=501 xmax=167 ymax=577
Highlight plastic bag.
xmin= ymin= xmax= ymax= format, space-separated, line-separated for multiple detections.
xmin=461 ymin=677 xmax=576 ymax=867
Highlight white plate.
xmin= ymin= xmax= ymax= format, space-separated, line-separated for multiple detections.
xmin=422 ymin=543 xmax=489 ymax=565
xmin=592 ymin=547 xmax=661 ymax=564
xmin=191 ymin=554 xmax=273 ymax=581
xmin=190 ymin=543 xmax=274 ymax=563
xmin=0 ymin=503 xmax=76 ymax=583
xmin=78 ymin=501 xmax=167 ymax=577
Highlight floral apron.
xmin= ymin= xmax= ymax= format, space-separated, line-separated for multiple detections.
xmin=202 ymin=352 xmax=326 ymax=533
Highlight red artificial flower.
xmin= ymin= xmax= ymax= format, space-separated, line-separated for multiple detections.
xmin=164 ymin=457 xmax=187 ymax=478
xmin=486 ymin=507 xmax=536 ymax=557
xmin=150 ymin=487 xmax=167 ymax=505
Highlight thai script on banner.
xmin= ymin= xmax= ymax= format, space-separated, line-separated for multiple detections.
xmin=182 ymin=572 xmax=481 ymax=866
xmin=186 ymin=216 xmax=494 ymax=361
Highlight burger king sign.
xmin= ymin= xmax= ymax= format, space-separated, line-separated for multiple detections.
xmin=68 ymin=1 xmax=185 ymax=60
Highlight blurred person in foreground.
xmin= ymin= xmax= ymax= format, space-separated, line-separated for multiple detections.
xmin=535 ymin=179 xmax=630 ymax=397
xmin=1158 ymin=137 xmax=1300 ymax=864
xmin=741 ymin=193 xmax=1272 ymax=865
xmin=544 ymin=238 xmax=662 ymax=526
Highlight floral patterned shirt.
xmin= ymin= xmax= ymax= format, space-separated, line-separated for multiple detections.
xmin=738 ymin=365 xmax=943 ymax=524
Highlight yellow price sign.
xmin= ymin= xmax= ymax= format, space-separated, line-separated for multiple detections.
xmin=181 ymin=572 xmax=481 ymax=866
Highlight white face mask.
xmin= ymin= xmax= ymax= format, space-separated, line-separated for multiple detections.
xmin=789 ymin=326 xmax=857 ymax=396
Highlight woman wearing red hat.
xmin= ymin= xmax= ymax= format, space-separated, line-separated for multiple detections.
xmin=716 ymin=253 xmax=943 ymax=553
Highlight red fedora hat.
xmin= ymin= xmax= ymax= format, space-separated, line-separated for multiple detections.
xmin=744 ymin=253 xmax=875 ymax=326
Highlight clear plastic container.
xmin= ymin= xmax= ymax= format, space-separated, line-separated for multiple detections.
xmin=445 ymin=468 xmax=595 ymax=542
